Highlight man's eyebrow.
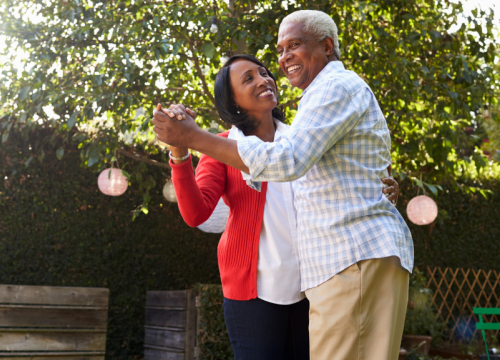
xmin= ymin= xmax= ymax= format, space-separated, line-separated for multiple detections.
xmin=240 ymin=69 xmax=253 ymax=79
xmin=277 ymin=37 xmax=306 ymax=49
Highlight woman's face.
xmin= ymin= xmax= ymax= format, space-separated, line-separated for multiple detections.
xmin=229 ymin=59 xmax=277 ymax=119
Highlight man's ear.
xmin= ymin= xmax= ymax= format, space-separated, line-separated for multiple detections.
xmin=322 ymin=37 xmax=336 ymax=59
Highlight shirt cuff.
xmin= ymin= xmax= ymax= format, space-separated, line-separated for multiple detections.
xmin=169 ymin=155 xmax=193 ymax=180
xmin=237 ymin=136 xmax=269 ymax=177
xmin=237 ymin=136 xmax=268 ymax=192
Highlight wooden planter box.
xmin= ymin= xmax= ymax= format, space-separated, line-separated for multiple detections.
xmin=402 ymin=335 xmax=433 ymax=356
xmin=0 ymin=284 xmax=109 ymax=359
xmin=144 ymin=291 xmax=197 ymax=360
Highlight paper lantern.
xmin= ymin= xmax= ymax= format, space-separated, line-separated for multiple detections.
xmin=406 ymin=195 xmax=438 ymax=225
xmin=163 ymin=180 xmax=177 ymax=203
xmin=98 ymin=168 xmax=128 ymax=196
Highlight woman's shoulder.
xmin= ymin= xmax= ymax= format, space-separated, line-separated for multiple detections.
xmin=217 ymin=130 xmax=230 ymax=138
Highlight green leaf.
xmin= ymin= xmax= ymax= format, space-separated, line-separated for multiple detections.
xmin=201 ymin=43 xmax=216 ymax=59
xmin=68 ymin=111 xmax=79 ymax=130
xmin=2 ymin=132 xmax=9 ymax=143
xmin=87 ymin=155 xmax=100 ymax=167
xmin=424 ymin=182 xmax=438 ymax=196
xmin=56 ymin=147 xmax=64 ymax=160
xmin=19 ymin=86 xmax=30 ymax=101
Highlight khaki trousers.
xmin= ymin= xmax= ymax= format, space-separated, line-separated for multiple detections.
xmin=305 ymin=256 xmax=409 ymax=360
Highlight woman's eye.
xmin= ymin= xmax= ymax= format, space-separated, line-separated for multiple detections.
xmin=260 ymin=72 xmax=267 ymax=76
xmin=245 ymin=77 xmax=252 ymax=82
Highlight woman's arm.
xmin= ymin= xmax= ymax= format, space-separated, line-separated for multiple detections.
xmin=170 ymin=145 xmax=227 ymax=228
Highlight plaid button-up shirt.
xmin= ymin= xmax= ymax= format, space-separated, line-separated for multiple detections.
xmin=238 ymin=61 xmax=414 ymax=291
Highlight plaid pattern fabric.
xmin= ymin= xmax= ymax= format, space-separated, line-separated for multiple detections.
xmin=238 ymin=61 xmax=414 ymax=291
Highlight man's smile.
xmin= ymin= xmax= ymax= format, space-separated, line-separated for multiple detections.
xmin=286 ymin=64 xmax=302 ymax=75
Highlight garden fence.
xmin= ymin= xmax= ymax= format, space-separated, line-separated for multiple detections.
xmin=425 ymin=266 xmax=500 ymax=344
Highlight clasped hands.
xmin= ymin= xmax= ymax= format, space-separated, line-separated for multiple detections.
xmin=151 ymin=103 xmax=200 ymax=149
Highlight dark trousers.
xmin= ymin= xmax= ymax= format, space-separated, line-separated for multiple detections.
xmin=223 ymin=297 xmax=310 ymax=360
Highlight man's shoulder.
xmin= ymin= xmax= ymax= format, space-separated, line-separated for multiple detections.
xmin=312 ymin=62 xmax=370 ymax=97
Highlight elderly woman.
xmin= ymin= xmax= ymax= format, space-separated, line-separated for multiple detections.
xmin=157 ymin=51 xmax=401 ymax=358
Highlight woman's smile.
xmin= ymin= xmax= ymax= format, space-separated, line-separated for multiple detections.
xmin=257 ymin=88 xmax=274 ymax=98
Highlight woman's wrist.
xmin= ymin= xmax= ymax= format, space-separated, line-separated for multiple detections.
xmin=170 ymin=147 xmax=189 ymax=164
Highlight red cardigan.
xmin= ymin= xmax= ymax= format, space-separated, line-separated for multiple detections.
xmin=170 ymin=131 xmax=268 ymax=300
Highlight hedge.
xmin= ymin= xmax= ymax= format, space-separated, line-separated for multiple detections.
xmin=1 ymin=128 xmax=499 ymax=359
xmin=0 ymin=129 xmax=221 ymax=359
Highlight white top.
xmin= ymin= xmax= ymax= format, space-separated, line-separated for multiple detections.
xmin=231 ymin=122 xmax=303 ymax=304
xmin=196 ymin=198 xmax=229 ymax=233
xmin=197 ymin=122 xmax=303 ymax=304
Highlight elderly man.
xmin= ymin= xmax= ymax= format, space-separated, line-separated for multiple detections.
xmin=153 ymin=10 xmax=413 ymax=360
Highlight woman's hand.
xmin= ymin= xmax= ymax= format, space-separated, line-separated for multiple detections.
xmin=163 ymin=104 xmax=197 ymax=121
xmin=381 ymin=176 xmax=399 ymax=205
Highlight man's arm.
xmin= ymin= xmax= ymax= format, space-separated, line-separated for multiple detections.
xmin=236 ymin=82 xmax=366 ymax=182
xmin=152 ymin=81 xmax=363 ymax=182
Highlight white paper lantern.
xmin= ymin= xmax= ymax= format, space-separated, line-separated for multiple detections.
xmin=406 ymin=195 xmax=438 ymax=225
xmin=163 ymin=180 xmax=177 ymax=203
xmin=98 ymin=168 xmax=128 ymax=196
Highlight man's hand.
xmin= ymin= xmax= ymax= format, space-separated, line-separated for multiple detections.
xmin=152 ymin=104 xmax=201 ymax=148
xmin=382 ymin=176 xmax=399 ymax=205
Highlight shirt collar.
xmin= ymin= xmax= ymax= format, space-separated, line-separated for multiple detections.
xmin=228 ymin=120 xmax=289 ymax=141
xmin=302 ymin=61 xmax=345 ymax=96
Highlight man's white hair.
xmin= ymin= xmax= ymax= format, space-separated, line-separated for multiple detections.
xmin=280 ymin=10 xmax=341 ymax=60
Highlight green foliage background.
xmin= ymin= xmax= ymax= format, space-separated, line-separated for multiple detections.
xmin=1 ymin=127 xmax=499 ymax=359
xmin=1 ymin=0 xmax=498 ymax=215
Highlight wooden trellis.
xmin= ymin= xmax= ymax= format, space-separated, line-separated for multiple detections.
xmin=425 ymin=266 xmax=500 ymax=344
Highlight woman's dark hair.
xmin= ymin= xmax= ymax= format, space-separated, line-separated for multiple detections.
xmin=214 ymin=54 xmax=285 ymax=134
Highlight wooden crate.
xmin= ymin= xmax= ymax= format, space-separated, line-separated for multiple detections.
xmin=0 ymin=284 xmax=109 ymax=359
xmin=144 ymin=290 xmax=196 ymax=360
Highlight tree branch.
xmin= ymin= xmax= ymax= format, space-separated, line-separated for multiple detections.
xmin=187 ymin=41 xmax=216 ymax=106
xmin=118 ymin=148 xmax=171 ymax=169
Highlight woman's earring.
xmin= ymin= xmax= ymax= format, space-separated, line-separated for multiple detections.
xmin=236 ymin=106 xmax=240 ymax=114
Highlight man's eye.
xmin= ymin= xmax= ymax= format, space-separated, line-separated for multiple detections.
xmin=260 ymin=72 xmax=268 ymax=76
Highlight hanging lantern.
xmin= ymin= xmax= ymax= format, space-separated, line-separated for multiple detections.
xmin=98 ymin=168 xmax=128 ymax=196
xmin=210 ymin=17 xmax=218 ymax=34
xmin=406 ymin=195 xmax=438 ymax=225
xmin=163 ymin=180 xmax=177 ymax=203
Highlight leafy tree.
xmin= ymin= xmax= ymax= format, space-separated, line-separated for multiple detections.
xmin=0 ymin=0 xmax=498 ymax=216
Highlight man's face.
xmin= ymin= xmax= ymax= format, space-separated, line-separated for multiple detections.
xmin=277 ymin=22 xmax=330 ymax=90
